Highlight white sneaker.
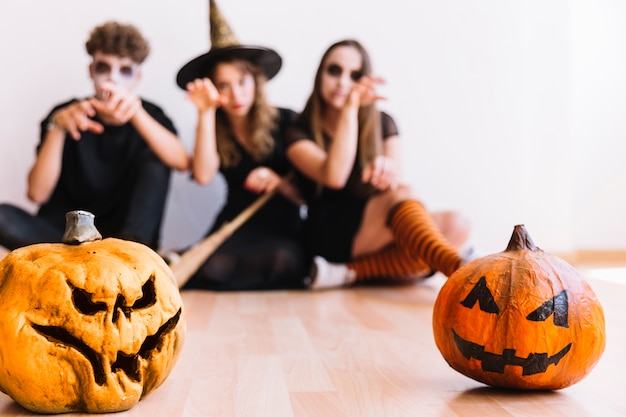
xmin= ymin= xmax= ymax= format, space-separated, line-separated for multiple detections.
xmin=309 ymin=256 xmax=357 ymax=289
xmin=159 ymin=250 xmax=182 ymax=266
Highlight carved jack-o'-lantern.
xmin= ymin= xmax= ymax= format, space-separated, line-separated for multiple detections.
xmin=432 ymin=225 xmax=605 ymax=390
xmin=0 ymin=211 xmax=186 ymax=413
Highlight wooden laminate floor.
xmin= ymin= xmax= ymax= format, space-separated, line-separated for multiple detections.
xmin=0 ymin=265 xmax=623 ymax=416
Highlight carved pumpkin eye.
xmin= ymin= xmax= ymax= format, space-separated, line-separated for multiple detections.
xmin=526 ymin=290 xmax=569 ymax=328
xmin=70 ymin=282 xmax=107 ymax=315
xmin=69 ymin=275 xmax=157 ymax=322
xmin=460 ymin=276 xmax=570 ymax=329
xmin=131 ymin=275 xmax=157 ymax=309
xmin=460 ymin=276 xmax=500 ymax=313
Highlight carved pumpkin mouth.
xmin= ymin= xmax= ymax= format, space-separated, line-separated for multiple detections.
xmin=452 ymin=329 xmax=571 ymax=375
xmin=31 ymin=308 xmax=182 ymax=386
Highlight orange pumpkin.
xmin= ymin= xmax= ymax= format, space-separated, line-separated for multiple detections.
xmin=432 ymin=224 xmax=605 ymax=390
xmin=0 ymin=211 xmax=186 ymax=413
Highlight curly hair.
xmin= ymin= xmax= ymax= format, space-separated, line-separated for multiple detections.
xmin=85 ymin=21 xmax=150 ymax=64
xmin=211 ymin=59 xmax=277 ymax=168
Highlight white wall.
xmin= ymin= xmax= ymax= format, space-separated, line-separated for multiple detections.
xmin=571 ymin=0 xmax=626 ymax=250
xmin=0 ymin=0 xmax=623 ymax=255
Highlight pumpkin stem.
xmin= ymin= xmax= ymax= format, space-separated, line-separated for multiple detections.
xmin=505 ymin=224 xmax=539 ymax=252
xmin=62 ymin=210 xmax=102 ymax=245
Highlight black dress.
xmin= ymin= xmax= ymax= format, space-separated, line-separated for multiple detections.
xmin=183 ymin=108 xmax=310 ymax=291
xmin=284 ymin=112 xmax=398 ymax=263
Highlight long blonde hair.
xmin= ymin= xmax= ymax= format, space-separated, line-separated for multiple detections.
xmin=211 ymin=59 xmax=277 ymax=168
xmin=297 ymin=39 xmax=382 ymax=172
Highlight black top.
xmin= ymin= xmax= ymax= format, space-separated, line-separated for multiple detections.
xmin=210 ymin=107 xmax=302 ymax=238
xmin=37 ymin=98 xmax=177 ymax=235
xmin=182 ymin=107 xmax=308 ymax=291
xmin=284 ymin=111 xmax=399 ymax=262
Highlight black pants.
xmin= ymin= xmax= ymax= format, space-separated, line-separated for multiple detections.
xmin=0 ymin=151 xmax=170 ymax=251
xmin=0 ymin=204 xmax=63 ymax=249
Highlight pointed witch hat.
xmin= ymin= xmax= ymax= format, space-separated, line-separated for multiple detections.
xmin=176 ymin=0 xmax=282 ymax=89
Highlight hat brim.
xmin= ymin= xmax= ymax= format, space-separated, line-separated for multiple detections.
xmin=176 ymin=46 xmax=282 ymax=90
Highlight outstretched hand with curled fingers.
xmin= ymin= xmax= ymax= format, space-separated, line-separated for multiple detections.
xmin=185 ymin=78 xmax=228 ymax=112
xmin=348 ymin=75 xmax=387 ymax=107
xmin=90 ymin=81 xmax=141 ymax=126
xmin=51 ymin=100 xmax=103 ymax=140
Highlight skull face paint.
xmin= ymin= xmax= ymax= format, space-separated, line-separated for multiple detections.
xmin=90 ymin=52 xmax=140 ymax=100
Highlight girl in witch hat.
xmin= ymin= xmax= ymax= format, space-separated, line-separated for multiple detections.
xmin=285 ymin=39 xmax=474 ymax=288
xmin=174 ymin=0 xmax=308 ymax=290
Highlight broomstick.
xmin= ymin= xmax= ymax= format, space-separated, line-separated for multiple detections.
xmin=170 ymin=173 xmax=293 ymax=288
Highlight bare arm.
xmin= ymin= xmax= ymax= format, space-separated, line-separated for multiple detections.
xmin=92 ymin=82 xmax=190 ymax=172
xmin=287 ymin=97 xmax=360 ymax=189
xmin=129 ymin=106 xmax=190 ymax=171
xmin=185 ymin=78 xmax=225 ymax=185
xmin=191 ymin=108 xmax=220 ymax=185
xmin=27 ymin=129 xmax=65 ymax=204
xmin=382 ymin=136 xmax=403 ymax=178
xmin=27 ymin=100 xmax=104 ymax=203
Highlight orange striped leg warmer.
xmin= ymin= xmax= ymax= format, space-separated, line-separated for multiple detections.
xmin=348 ymin=243 xmax=434 ymax=282
xmin=386 ymin=200 xmax=463 ymax=277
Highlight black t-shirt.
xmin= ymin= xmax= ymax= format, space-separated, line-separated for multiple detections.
xmin=36 ymin=98 xmax=177 ymax=233
xmin=284 ymin=111 xmax=399 ymax=262
xmin=211 ymin=107 xmax=303 ymax=238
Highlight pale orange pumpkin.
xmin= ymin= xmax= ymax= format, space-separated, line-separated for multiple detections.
xmin=432 ymin=224 xmax=605 ymax=390
xmin=0 ymin=211 xmax=186 ymax=413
